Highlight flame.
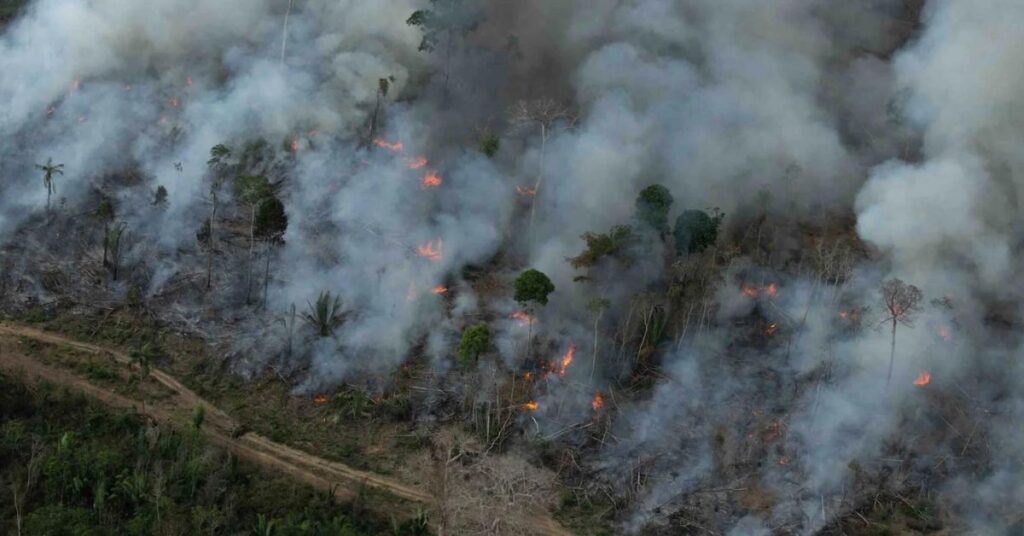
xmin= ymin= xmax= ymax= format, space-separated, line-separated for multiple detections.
xmin=778 ymin=456 xmax=791 ymax=466
xmin=516 ymin=186 xmax=537 ymax=197
xmin=765 ymin=323 xmax=778 ymax=336
xmin=938 ymin=326 xmax=953 ymax=341
xmin=313 ymin=394 xmax=330 ymax=405
xmin=406 ymin=156 xmax=428 ymax=170
xmin=591 ymin=391 xmax=604 ymax=411
xmin=914 ymin=372 xmax=932 ymax=386
xmin=555 ymin=344 xmax=576 ymax=377
xmin=741 ymin=283 xmax=779 ymax=299
xmin=765 ymin=283 xmax=778 ymax=298
xmin=421 ymin=172 xmax=443 ymax=189
xmin=510 ymin=311 xmax=535 ymax=326
xmin=523 ymin=372 xmax=533 ymax=381
xmin=373 ymin=138 xmax=404 ymax=152
xmin=741 ymin=285 xmax=760 ymax=298
xmin=290 ymin=139 xmax=300 ymax=153
xmin=431 ymin=286 xmax=449 ymax=295
xmin=838 ymin=310 xmax=848 ymax=319
xmin=416 ymin=239 xmax=443 ymax=262
xmin=523 ymin=401 xmax=539 ymax=411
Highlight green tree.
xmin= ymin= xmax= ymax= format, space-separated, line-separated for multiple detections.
xmin=674 ymin=208 xmax=723 ymax=255
xmin=35 ymin=158 xmax=64 ymax=213
xmin=479 ymin=131 xmax=499 ymax=158
xmin=514 ymin=269 xmax=554 ymax=358
xmin=457 ymin=323 xmax=490 ymax=368
xmin=635 ymin=184 xmax=673 ymax=235
xmin=255 ymin=195 xmax=288 ymax=307
xmin=105 ymin=222 xmax=128 ymax=281
xmin=233 ymin=174 xmax=273 ymax=304
xmin=205 ymin=144 xmax=232 ymax=290
xmin=303 ymin=291 xmax=345 ymax=337
xmin=568 ymin=225 xmax=634 ymax=271
xmin=407 ymin=0 xmax=482 ymax=105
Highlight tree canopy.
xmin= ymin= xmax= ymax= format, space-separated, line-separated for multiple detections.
xmin=568 ymin=225 xmax=635 ymax=269
xmin=635 ymin=184 xmax=674 ymax=234
xmin=674 ymin=209 xmax=723 ymax=255
xmin=457 ymin=323 xmax=490 ymax=368
xmin=514 ymin=269 xmax=555 ymax=306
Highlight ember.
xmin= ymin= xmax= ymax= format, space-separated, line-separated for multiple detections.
xmin=516 ymin=186 xmax=537 ymax=196
xmin=555 ymin=344 xmax=576 ymax=377
xmin=591 ymin=391 xmax=604 ymax=411
xmin=914 ymin=372 xmax=932 ymax=386
xmin=373 ymin=138 xmax=404 ymax=151
xmin=416 ymin=239 xmax=443 ymax=262
xmin=406 ymin=156 xmax=428 ymax=169
xmin=765 ymin=323 xmax=778 ymax=336
xmin=741 ymin=283 xmax=779 ymax=299
xmin=431 ymin=286 xmax=449 ymax=294
xmin=510 ymin=311 xmax=535 ymax=326
xmin=524 ymin=401 xmax=539 ymax=411
xmin=421 ymin=172 xmax=442 ymax=189
xmin=313 ymin=394 xmax=330 ymax=405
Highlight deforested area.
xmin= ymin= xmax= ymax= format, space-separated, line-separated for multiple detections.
xmin=1 ymin=1 xmax=1022 ymax=534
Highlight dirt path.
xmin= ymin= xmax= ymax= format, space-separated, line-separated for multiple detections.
xmin=0 ymin=323 xmax=573 ymax=536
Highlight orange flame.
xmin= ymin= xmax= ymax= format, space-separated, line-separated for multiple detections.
xmin=406 ymin=156 xmax=428 ymax=170
xmin=416 ymin=239 xmax=443 ymax=262
xmin=765 ymin=323 xmax=778 ymax=336
xmin=741 ymin=283 xmax=779 ymax=299
xmin=591 ymin=391 xmax=604 ymax=411
xmin=523 ymin=372 xmax=533 ymax=381
xmin=523 ymin=401 xmax=539 ymax=411
xmin=510 ymin=311 xmax=535 ymax=326
xmin=431 ymin=286 xmax=449 ymax=295
xmin=914 ymin=372 xmax=932 ymax=386
xmin=778 ymin=456 xmax=791 ymax=466
xmin=741 ymin=285 xmax=760 ymax=298
xmin=516 ymin=186 xmax=537 ymax=197
xmin=290 ymin=139 xmax=300 ymax=153
xmin=421 ymin=172 xmax=443 ymax=189
xmin=313 ymin=394 xmax=330 ymax=405
xmin=555 ymin=344 xmax=576 ymax=377
xmin=765 ymin=283 xmax=778 ymax=298
xmin=373 ymin=138 xmax=404 ymax=152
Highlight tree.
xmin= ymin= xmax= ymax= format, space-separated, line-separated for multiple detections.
xmin=152 ymin=185 xmax=168 ymax=206
xmin=303 ymin=291 xmax=345 ymax=337
xmin=514 ymin=269 xmax=554 ymax=358
xmin=879 ymin=279 xmax=923 ymax=386
xmin=95 ymin=197 xmax=114 ymax=267
xmin=233 ymin=174 xmax=272 ymax=304
xmin=586 ymin=297 xmax=610 ymax=380
xmin=674 ymin=208 xmax=724 ymax=255
xmin=635 ymin=184 xmax=673 ymax=235
xmin=406 ymin=0 xmax=482 ymax=105
xmin=367 ymin=76 xmax=395 ymax=144
xmin=35 ymin=158 xmax=64 ymax=213
xmin=254 ymin=195 xmax=288 ymax=307
xmin=204 ymin=144 xmax=232 ymax=290
xmin=509 ymin=98 xmax=574 ymax=249
xmin=457 ymin=323 xmax=490 ymax=368
xmin=479 ymin=131 xmax=499 ymax=158
xmin=568 ymin=225 xmax=634 ymax=271
xmin=105 ymin=222 xmax=128 ymax=281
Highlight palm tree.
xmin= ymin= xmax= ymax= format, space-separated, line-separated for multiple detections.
xmin=302 ymin=291 xmax=345 ymax=337
xmin=35 ymin=158 xmax=64 ymax=212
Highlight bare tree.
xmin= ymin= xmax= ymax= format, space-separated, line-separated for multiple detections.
xmin=509 ymin=98 xmax=575 ymax=250
xmin=204 ymin=144 xmax=232 ymax=290
xmin=879 ymin=278 xmax=923 ymax=386
xmin=35 ymin=157 xmax=64 ymax=213
xmin=10 ymin=440 xmax=44 ymax=536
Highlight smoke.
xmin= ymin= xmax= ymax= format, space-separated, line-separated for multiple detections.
xmin=1 ymin=0 xmax=1022 ymax=533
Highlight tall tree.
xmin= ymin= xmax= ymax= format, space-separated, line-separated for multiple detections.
xmin=95 ymin=197 xmax=114 ymax=267
xmin=879 ymin=278 xmax=923 ymax=387
xmin=35 ymin=158 xmax=64 ymax=213
xmin=255 ymin=193 xmax=288 ymax=307
xmin=674 ymin=208 xmax=724 ymax=255
xmin=407 ymin=0 xmax=482 ymax=105
xmin=106 ymin=222 xmax=128 ymax=281
xmin=204 ymin=144 xmax=232 ymax=290
xmin=367 ymin=76 xmax=395 ymax=145
xmin=233 ymin=174 xmax=272 ymax=304
xmin=635 ymin=184 xmax=674 ymax=235
xmin=586 ymin=297 xmax=610 ymax=380
xmin=509 ymin=98 xmax=573 ymax=250
xmin=514 ymin=268 xmax=555 ymax=358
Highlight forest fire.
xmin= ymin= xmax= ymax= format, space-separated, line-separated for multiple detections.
xmin=313 ymin=394 xmax=330 ymax=405
xmin=421 ymin=172 xmax=442 ymax=189
xmin=591 ymin=391 xmax=604 ymax=411
xmin=373 ymin=138 xmax=404 ymax=152
xmin=516 ymin=186 xmax=537 ymax=197
xmin=510 ymin=311 xmax=535 ymax=326
xmin=765 ymin=323 xmax=778 ymax=336
xmin=523 ymin=401 xmax=539 ymax=411
xmin=289 ymin=139 xmax=300 ymax=153
xmin=742 ymin=283 xmax=779 ymax=299
xmin=914 ymin=372 xmax=932 ymax=386
xmin=555 ymin=344 xmax=576 ymax=377
xmin=416 ymin=239 xmax=443 ymax=262
xmin=406 ymin=156 xmax=428 ymax=169
xmin=431 ymin=286 xmax=448 ymax=294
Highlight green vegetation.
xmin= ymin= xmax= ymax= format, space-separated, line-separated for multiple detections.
xmin=479 ymin=132 xmax=500 ymax=157
xmin=0 ymin=372 xmax=412 ymax=535
xmin=457 ymin=323 xmax=490 ymax=368
xmin=634 ymin=184 xmax=673 ymax=234
xmin=673 ymin=208 xmax=723 ymax=255
xmin=303 ymin=291 xmax=345 ymax=337
xmin=568 ymin=225 xmax=635 ymax=270
xmin=513 ymin=269 xmax=554 ymax=307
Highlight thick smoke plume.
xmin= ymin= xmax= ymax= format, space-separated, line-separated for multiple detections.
xmin=2 ymin=0 xmax=1022 ymax=533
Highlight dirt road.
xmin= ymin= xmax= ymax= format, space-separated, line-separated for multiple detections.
xmin=0 ymin=323 xmax=573 ymax=536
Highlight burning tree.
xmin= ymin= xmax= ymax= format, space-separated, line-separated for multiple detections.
xmin=457 ymin=323 xmax=490 ymax=369
xmin=880 ymin=278 xmax=923 ymax=386
xmin=35 ymin=157 xmax=64 ymax=213
xmin=635 ymin=184 xmax=674 ymax=235
xmin=514 ymin=269 xmax=555 ymax=358
xmin=509 ymin=98 xmax=574 ymax=249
